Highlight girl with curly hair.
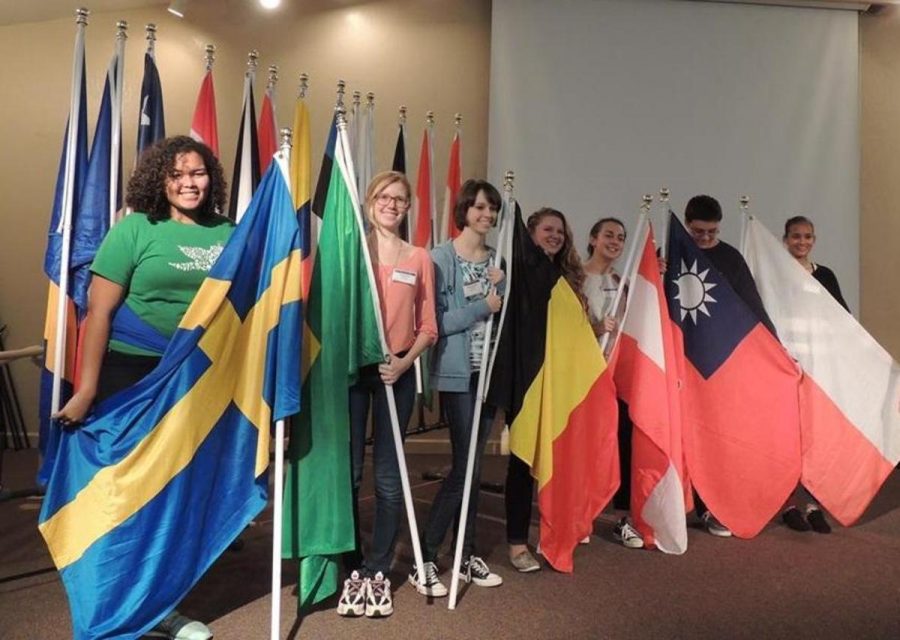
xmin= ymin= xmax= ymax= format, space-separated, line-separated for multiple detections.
xmin=54 ymin=135 xmax=232 ymax=640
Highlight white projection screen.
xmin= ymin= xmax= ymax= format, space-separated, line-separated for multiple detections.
xmin=488 ymin=0 xmax=860 ymax=312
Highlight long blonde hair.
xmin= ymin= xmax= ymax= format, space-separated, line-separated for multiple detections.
xmin=527 ymin=207 xmax=587 ymax=309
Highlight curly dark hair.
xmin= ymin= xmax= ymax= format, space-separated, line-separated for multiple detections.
xmin=126 ymin=135 xmax=227 ymax=222
xmin=527 ymin=207 xmax=587 ymax=309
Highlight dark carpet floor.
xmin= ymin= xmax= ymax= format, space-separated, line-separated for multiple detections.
xmin=1 ymin=446 xmax=898 ymax=640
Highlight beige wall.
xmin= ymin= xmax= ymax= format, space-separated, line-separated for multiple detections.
xmin=861 ymin=9 xmax=900 ymax=360
xmin=0 ymin=0 xmax=491 ymax=435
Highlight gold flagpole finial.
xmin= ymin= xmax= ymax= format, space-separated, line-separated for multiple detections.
xmin=298 ymin=73 xmax=309 ymax=99
xmin=366 ymin=92 xmax=375 ymax=107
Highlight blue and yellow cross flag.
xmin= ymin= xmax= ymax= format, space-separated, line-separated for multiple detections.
xmin=38 ymin=158 xmax=302 ymax=640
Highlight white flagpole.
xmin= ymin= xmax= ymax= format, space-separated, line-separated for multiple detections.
xmin=110 ymin=21 xmax=126 ymax=227
xmin=738 ymin=195 xmax=750 ymax=255
xmin=659 ymin=187 xmax=672 ymax=262
xmin=50 ymin=8 xmax=88 ymax=417
xmin=447 ymin=171 xmax=515 ymax=610
xmin=600 ymin=195 xmax=652 ymax=358
xmin=484 ymin=172 xmax=516 ymax=388
xmin=336 ymin=108 xmax=427 ymax=588
xmin=269 ymin=128 xmax=293 ymax=640
xmin=427 ymin=112 xmax=437 ymax=247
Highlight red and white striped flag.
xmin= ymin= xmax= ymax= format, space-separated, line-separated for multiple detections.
xmin=412 ymin=126 xmax=435 ymax=248
xmin=189 ymin=69 xmax=219 ymax=157
xmin=614 ymin=222 xmax=688 ymax=553
xmin=443 ymin=129 xmax=461 ymax=241
xmin=743 ymin=217 xmax=900 ymax=525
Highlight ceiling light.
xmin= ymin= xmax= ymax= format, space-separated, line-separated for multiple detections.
xmin=260 ymin=0 xmax=282 ymax=9
xmin=167 ymin=0 xmax=187 ymax=18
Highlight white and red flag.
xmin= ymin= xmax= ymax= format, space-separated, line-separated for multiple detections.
xmin=189 ymin=69 xmax=219 ymax=157
xmin=743 ymin=217 xmax=900 ymax=525
xmin=443 ymin=129 xmax=461 ymax=241
xmin=614 ymin=223 xmax=688 ymax=553
xmin=412 ymin=125 xmax=435 ymax=248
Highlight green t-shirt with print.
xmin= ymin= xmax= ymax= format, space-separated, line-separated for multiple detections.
xmin=90 ymin=212 xmax=234 ymax=355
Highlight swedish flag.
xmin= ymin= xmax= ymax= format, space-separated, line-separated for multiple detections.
xmin=38 ymin=159 xmax=302 ymax=640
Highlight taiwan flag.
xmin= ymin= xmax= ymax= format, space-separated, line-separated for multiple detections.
xmin=664 ymin=214 xmax=801 ymax=538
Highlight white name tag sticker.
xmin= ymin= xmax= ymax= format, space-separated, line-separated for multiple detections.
xmin=392 ymin=268 xmax=417 ymax=286
xmin=463 ymin=280 xmax=485 ymax=299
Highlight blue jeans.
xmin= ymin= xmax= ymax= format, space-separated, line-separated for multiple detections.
xmin=423 ymin=374 xmax=495 ymax=562
xmin=349 ymin=362 xmax=416 ymax=576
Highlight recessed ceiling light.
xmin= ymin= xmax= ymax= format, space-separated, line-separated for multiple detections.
xmin=167 ymin=0 xmax=187 ymax=18
xmin=260 ymin=0 xmax=282 ymax=9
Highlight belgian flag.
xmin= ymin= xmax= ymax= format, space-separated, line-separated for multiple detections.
xmin=488 ymin=204 xmax=619 ymax=572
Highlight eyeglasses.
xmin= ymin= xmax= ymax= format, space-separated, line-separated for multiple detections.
xmin=375 ymin=193 xmax=410 ymax=208
xmin=688 ymin=226 xmax=719 ymax=238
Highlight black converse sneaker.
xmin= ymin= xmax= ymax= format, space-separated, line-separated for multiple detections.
xmin=459 ymin=555 xmax=503 ymax=587
xmin=365 ymin=572 xmax=393 ymax=618
xmin=408 ymin=561 xmax=448 ymax=597
xmin=336 ymin=570 xmax=366 ymax=617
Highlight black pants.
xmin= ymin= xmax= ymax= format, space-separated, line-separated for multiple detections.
xmin=504 ymin=452 xmax=534 ymax=545
xmin=612 ymin=398 xmax=633 ymax=511
xmin=96 ymin=350 xmax=161 ymax=404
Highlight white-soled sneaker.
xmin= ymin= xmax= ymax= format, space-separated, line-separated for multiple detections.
xmin=365 ymin=572 xmax=393 ymax=618
xmin=336 ymin=570 xmax=366 ymax=617
xmin=459 ymin=556 xmax=503 ymax=588
xmin=146 ymin=611 xmax=212 ymax=640
xmin=701 ymin=511 xmax=733 ymax=538
xmin=408 ymin=561 xmax=448 ymax=597
xmin=613 ymin=518 xmax=645 ymax=549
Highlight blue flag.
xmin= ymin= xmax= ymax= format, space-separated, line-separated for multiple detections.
xmin=38 ymin=160 xmax=302 ymax=640
xmin=136 ymin=52 xmax=165 ymax=158
xmin=38 ymin=33 xmax=89 ymax=484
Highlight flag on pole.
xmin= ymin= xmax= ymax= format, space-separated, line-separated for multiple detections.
xmin=665 ymin=214 xmax=801 ymax=537
xmin=289 ymin=94 xmax=313 ymax=301
xmin=229 ymin=67 xmax=261 ymax=221
xmin=38 ymin=24 xmax=90 ymax=485
xmin=488 ymin=204 xmax=619 ymax=572
xmin=190 ymin=68 xmax=219 ymax=157
xmin=392 ymin=117 xmax=410 ymax=241
xmin=258 ymin=77 xmax=278 ymax=175
xmin=412 ymin=126 xmax=435 ymax=248
xmin=136 ymin=51 xmax=165 ymax=159
xmin=39 ymin=160 xmax=301 ymax=640
xmin=356 ymin=96 xmax=374 ymax=205
xmin=311 ymin=114 xmax=337 ymax=220
xmin=743 ymin=218 xmax=900 ymax=525
xmin=282 ymin=119 xmax=383 ymax=608
xmin=614 ymin=223 xmax=688 ymax=554
xmin=444 ymin=129 xmax=462 ymax=241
